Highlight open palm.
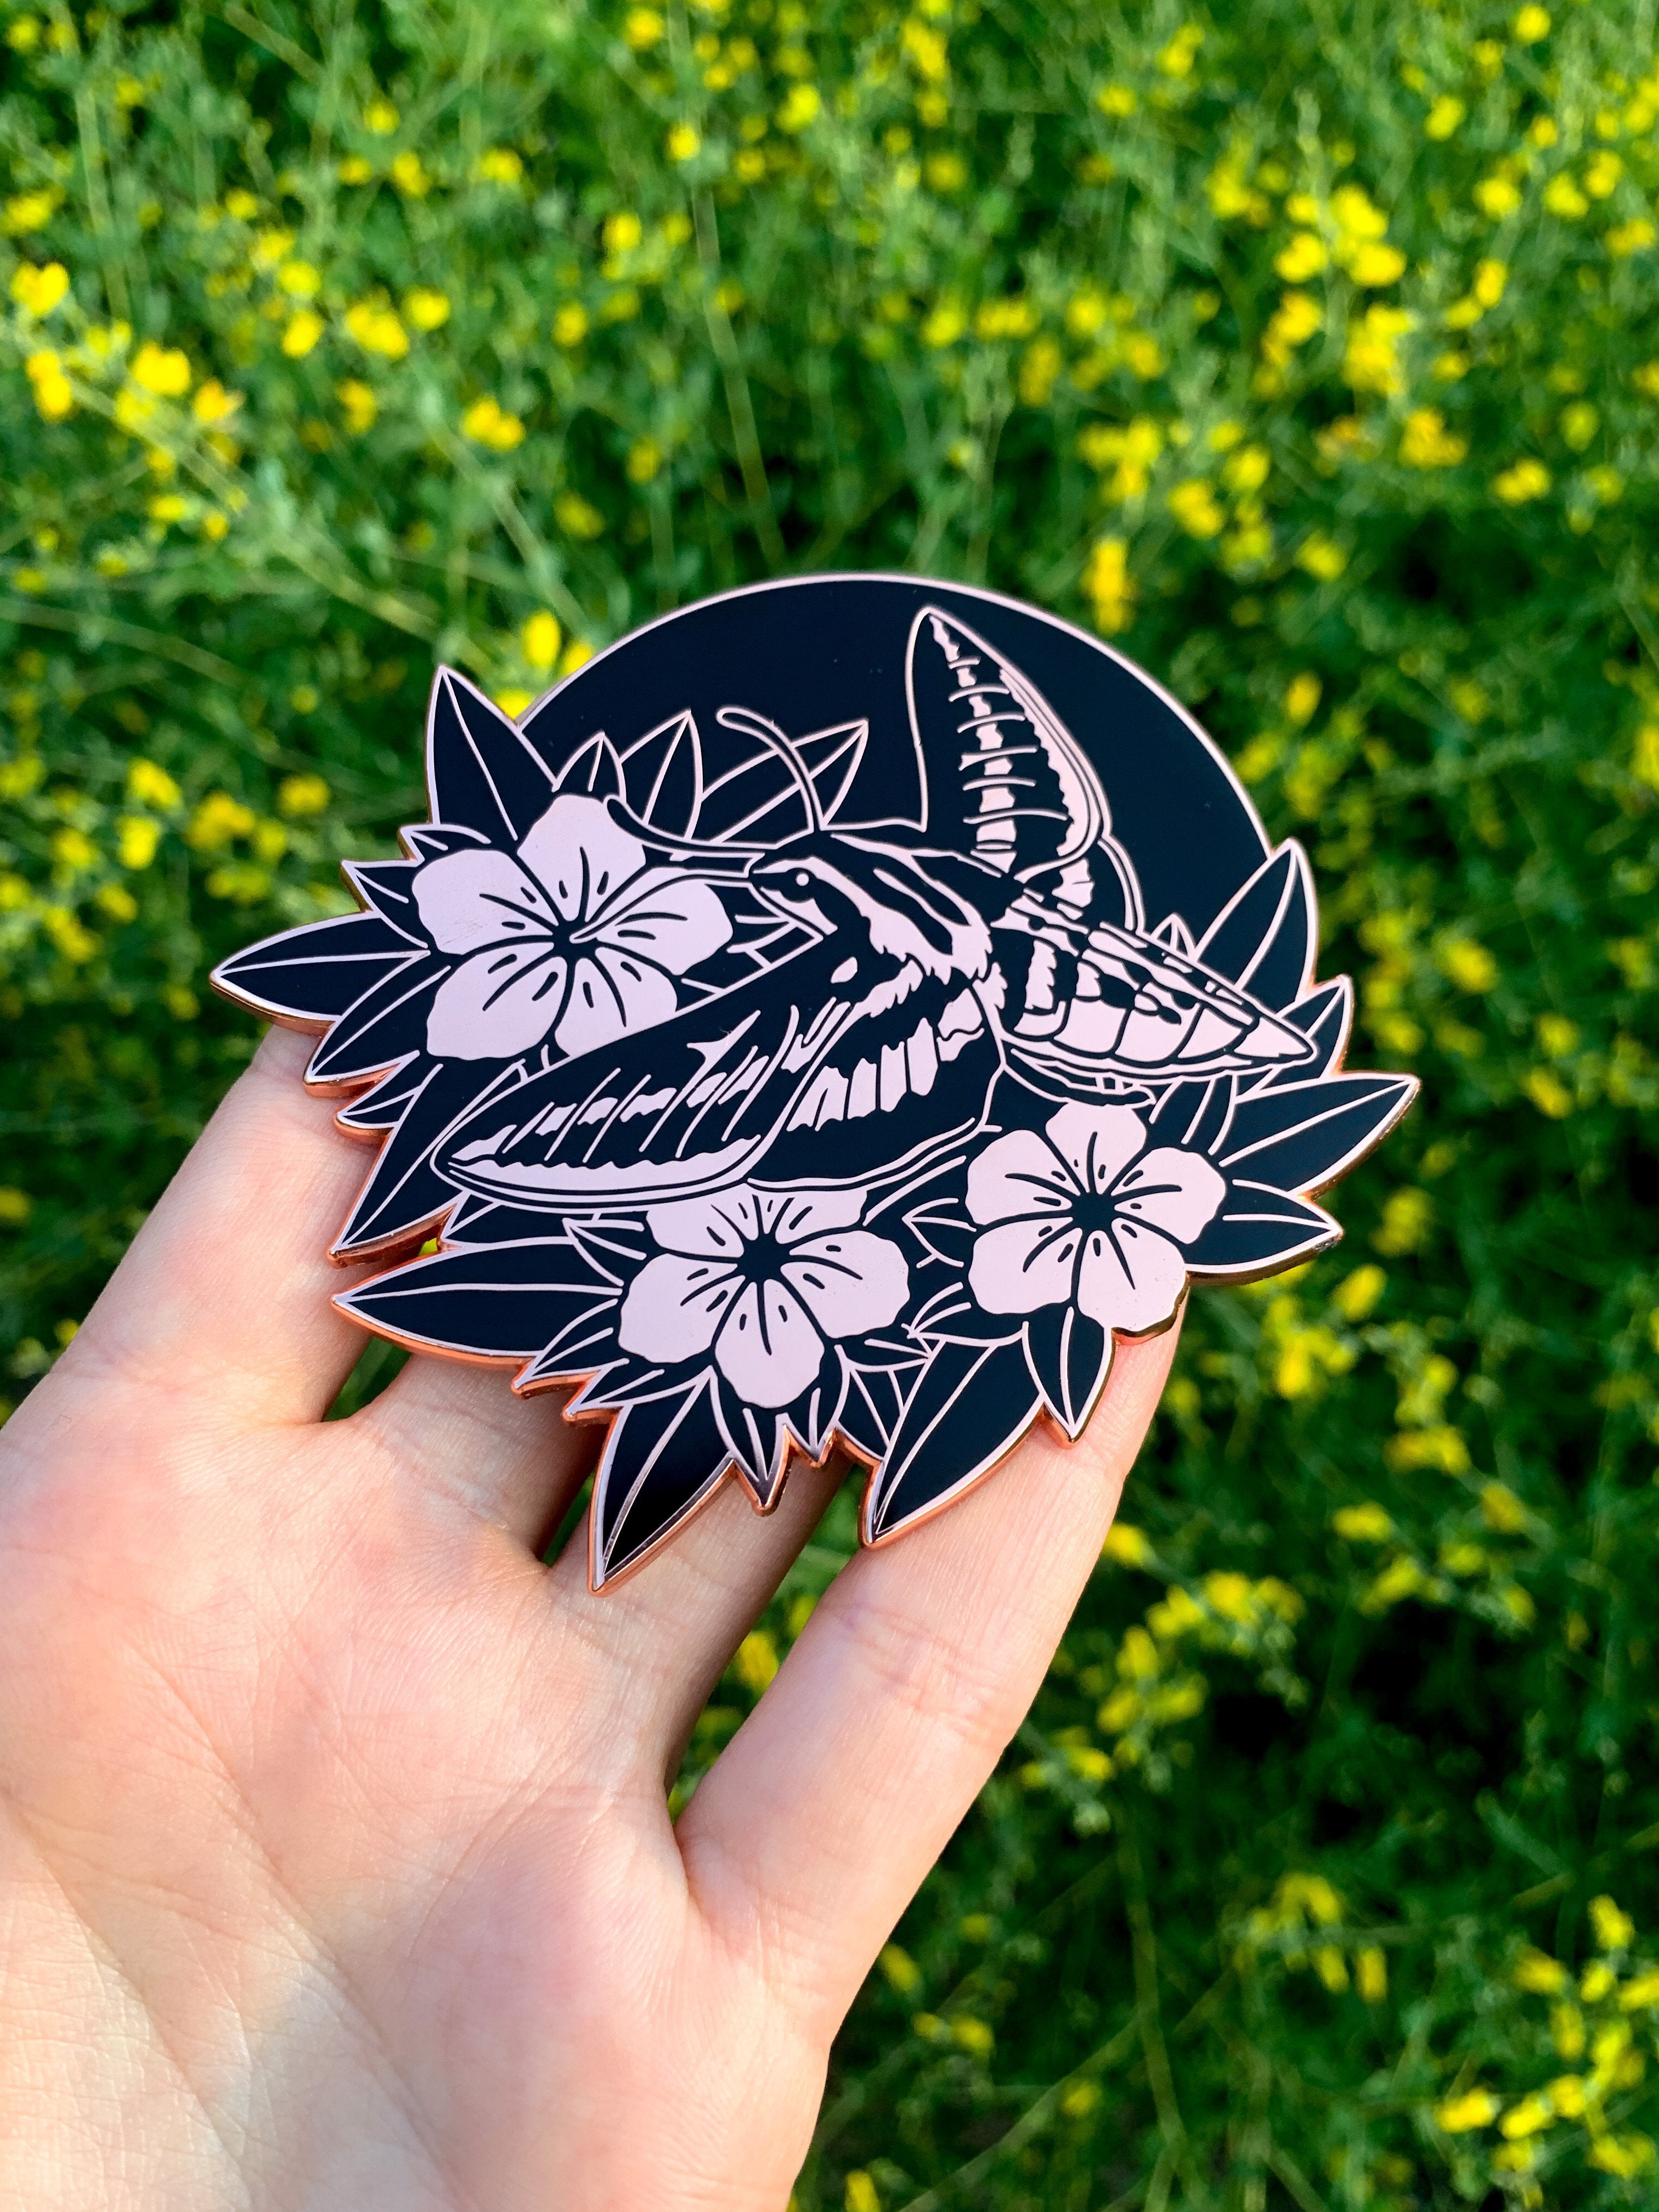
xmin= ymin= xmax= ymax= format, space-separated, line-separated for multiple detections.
xmin=0 ymin=1028 xmax=1175 ymax=2210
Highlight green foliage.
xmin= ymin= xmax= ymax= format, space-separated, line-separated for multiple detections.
xmin=3 ymin=0 xmax=1659 ymax=2202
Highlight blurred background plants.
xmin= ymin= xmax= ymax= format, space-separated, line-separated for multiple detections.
xmin=3 ymin=0 xmax=1659 ymax=2200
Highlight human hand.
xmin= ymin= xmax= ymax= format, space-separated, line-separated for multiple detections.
xmin=0 ymin=1027 xmax=1177 ymax=2211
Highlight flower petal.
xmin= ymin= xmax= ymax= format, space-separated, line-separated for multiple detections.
xmin=715 ymin=1280 xmax=826 ymax=1408
xmin=783 ymin=1230 xmax=910 ymax=1342
xmin=518 ymin=793 xmax=646 ymax=921
xmin=765 ymin=1187 xmax=868 ymax=1245
xmin=1113 ymin=1146 xmax=1227 ymax=1244
xmin=425 ymin=944 xmax=569 ymax=1061
xmin=553 ymin=947 xmax=678 ymax=1059
xmin=1045 ymin=1101 xmax=1148 ymax=1194
xmin=413 ymin=848 xmax=557 ymax=955
xmin=1075 ymin=1222 xmax=1187 ymax=1335
xmin=617 ymin=1254 xmax=740 ymax=1365
xmin=645 ymin=1187 xmax=763 ymax=1259
xmin=968 ymin=1215 xmax=1081 ymax=1314
xmin=596 ymin=867 xmax=732 ymax=975
xmin=966 ymin=1128 xmax=1076 ymax=1227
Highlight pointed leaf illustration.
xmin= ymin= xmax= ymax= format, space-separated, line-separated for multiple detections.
xmin=865 ymin=1338 xmax=1040 ymax=1542
xmin=1268 ymin=975 xmax=1355 ymax=1087
xmin=1216 ymin=1073 xmax=1418 ymax=1194
xmin=1195 ymin=845 xmax=1315 ymax=1012
xmin=909 ymin=1280 xmax=1023 ymax=1345
xmin=591 ymin=1380 xmax=735 ymax=1586
xmin=331 ymin=1060 xmax=524 ymax=1257
xmin=1184 ymin=1180 xmax=1341 ymax=1274
xmin=342 ymin=859 xmax=422 ymax=934
xmin=338 ymin=1239 xmax=617 ymax=1363
xmin=211 ymin=912 xmax=418 ymax=1025
xmin=839 ymin=1364 xmax=911 ymax=1463
xmin=1024 ymin=1305 xmax=1113 ymax=1440
xmin=1147 ymin=1076 xmax=1234 ymax=1157
xmin=696 ymin=706 xmax=816 ymax=844
xmin=304 ymin=953 xmax=448 ymax=1086
xmin=554 ymin=731 xmax=625 ymax=802
xmin=336 ymin=1059 xmax=432 ymax=1133
xmin=617 ymin=710 xmax=702 ymax=837
xmin=425 ymin=665 xmax=557 ymax=845
xmin=793 ymin=719 xmax=869 ymax=827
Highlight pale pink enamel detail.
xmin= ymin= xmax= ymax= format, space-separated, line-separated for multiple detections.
xmin=965 ymin=1105 xmax=1224 ymax=1329
xmin=619 ymin=1184 xmax=910 ymax=1409
xmin=413 ymin=793 xmax=732 ymax=1061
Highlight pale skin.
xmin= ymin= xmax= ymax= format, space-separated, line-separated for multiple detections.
xmin=0 ymin=1027 xmax=1177 ymax=2211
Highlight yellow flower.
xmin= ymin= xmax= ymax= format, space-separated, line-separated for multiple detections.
xmin=1589 ymin=2135 xmax=1656 ymax=2179
xmin=878 ymin=1943 xmax=922 ymax=1993
xmin=623 ymin=6 xmax=664 ymax=48
xmin=1500 ymin=2095 xmax=1554 ymax=2140
xmin=10 ymin=259 xmax=67 ymax=315
xmin=1436 ymin=2088 xmax=1499 ymax=2133
xmin=128 ymin=758 xmax=181 ymax=809
xmin=474 ymin=148 xmax=523 ymax=184
xmin=190 ymin=379 xmax=242 ymax=428
xmin=1493 ymin=458 xmax=1550 ymax=504
xmin=902 ymin=18 xmax=949 ymax=81
xmin=1400 ymin=408 xmax=1468 ymax=468
xmin=345 ymin=301 xmax=408 ymax=359
xmin=364 ymin=97 xmax=399 ymax=134
xmin=559 ymin=639 xmax=594 ymax=675
xmin=1157 ymin=22 xmax=1203 ymax=77
xmin=1097 ymin=83 xmax=1136 ymax=115
xmin=666 ymin=121 xmax=700 ymax=161
xmin=950 ymin=2015 xmax=995 ymax=2057
xmin=521 ymin=611 xmax=562 ymax=672
xmin=115 ymin=816 xmax=160 ymax=870
xmin=1262 ymin=289 xmax=1322 ymax=366
xmin=734 ymin=1629 xmax=778 ymax=1692
xmin=2 ymin=185 xmax=62 ymax=233
xmin=336 ymin=378 xmax=377 ymax=434
xmin=131 ymin=341 xmax=191 ymax=397
xmin=25 ymin=348 xmax=73 ymax=421
xmin=1513 ymin=3 xmax=1550 ymax=37
xmin=404 ymin=286 xmax=450 ymax=330
xmin=338 ymin=155 xmax=373 ymax=185
xmin=1584 ymin=151 xmax=1623 ymax=199
xmin=844 ymin=2172 xmax=881 ymax=2212
xmin=1607 ymin=219 xmax=1655 ymax=257
xmin=603 ymin=211 xmax=642 ymax=255
xmin=922 ymin=298 xmax=967 ymax=347
xmin=1344 ymin=303 xmax=1412 ymax=393
xmin=1348 ymin=242 xmax=1406 ymax=286
xmin=1101 ymin=1520 xmax=1152 ymax=1566
xmin=276 ymin=258 xmax=320 ymax=298
xmin=188 ymin=791 xmax=256 ymax=850
xmin=493 ymin=688 xmax=533 ymax=718
xmin=277 ymin=772 xmax=330 ymax=816
xmin=625 ymin=436 xmax=663 ymax=483
xmin=1297 ymin=533 xmax=1348 ymax=581
xmin=1080 ymin=537 xmax=1135 ymax=634
xmin=1356 ymin=1947 xmax=1387 ymax=2002
xmin=1334 ymin=1501 xmax=1393 ymax=1542
xmin=778 ymin=82 xmax=820 ymax=131
xmin=552 ymin=302 xmax=590 ymax=347
xmin=555 ymin=490 xmax=605 ymax=539
xmin=282 ymin=308 xmax=325 ymax=357
xmin=460 ymin=396 xmax=526 ymax=452
xmin=1425 ymin=94 xmax=1465 ymax=139
xmin=1523 ymin=1068 xmax=1571 ymax=1117
xmin=1590 ymin=1895 xmax=1636 ymax=1951
xmin=148 ymin=493 xmax=188 ymax=524
xmin=1543 ymin=173 xmax=1588 ymax=220
xmin=1474 ymin=174 xmax=1522 ymax=219
xmin=390 ymin=151 xmax=428 ymax=196
xmin=1274 ymin=232 xmax=1327 ymax=281
xmin=1618 ymin=1970 xmax=1659 ymax=2009
xmin=926 ymin=150 xmax=968 ymax=193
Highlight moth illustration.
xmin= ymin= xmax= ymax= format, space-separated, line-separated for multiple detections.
xmin=216 ymin=578 xmax=1415 ymax=1587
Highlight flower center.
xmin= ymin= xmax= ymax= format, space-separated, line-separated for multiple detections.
xmin=727 ymin=1222 xmax=794 ymax=1285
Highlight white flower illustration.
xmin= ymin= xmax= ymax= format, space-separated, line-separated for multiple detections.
xmin=413 ymin=792 xmax=732 ymax=1061
xmin=617 ymin=1185 xmax=910 ymax=1409
xmin=966 ymin=1102 xmax=1225 ymax=1334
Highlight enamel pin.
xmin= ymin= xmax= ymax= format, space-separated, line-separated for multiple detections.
xmin=214 ymin=577 xmax=1416 ymax=1587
